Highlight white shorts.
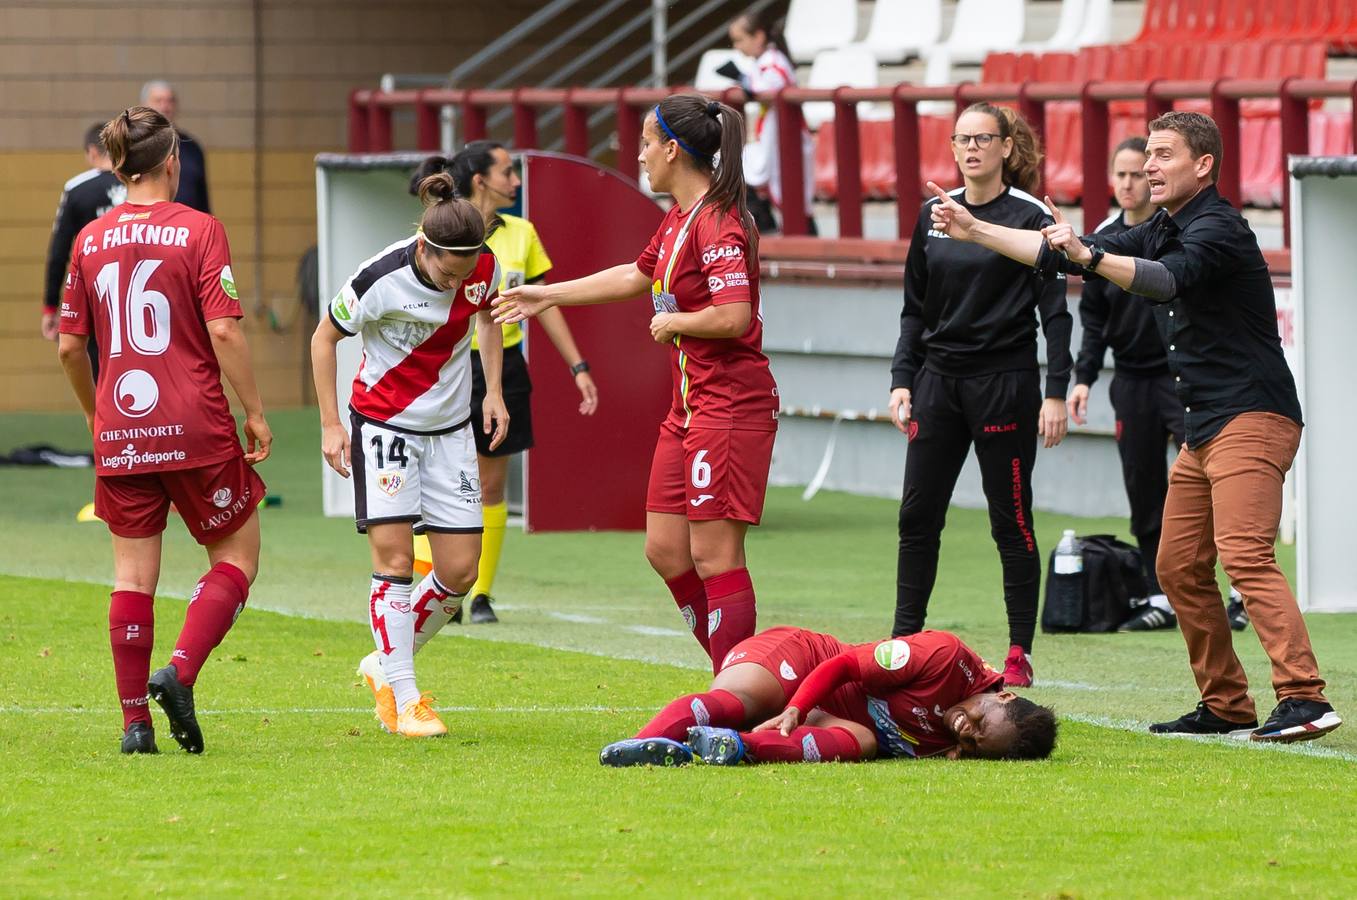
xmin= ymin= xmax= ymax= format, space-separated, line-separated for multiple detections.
xmin=349 ymin=412 xmax=483 ymax=535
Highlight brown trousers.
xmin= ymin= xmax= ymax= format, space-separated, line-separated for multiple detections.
xmin=1156 ymin=411 xmax=1326 ymax=723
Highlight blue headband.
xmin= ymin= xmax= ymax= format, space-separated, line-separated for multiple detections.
xmin=654 ymin=105 xmax=712 ymax=161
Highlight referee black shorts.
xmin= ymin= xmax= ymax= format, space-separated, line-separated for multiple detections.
xmin=470 ymin=343 xmax=534 ymax=458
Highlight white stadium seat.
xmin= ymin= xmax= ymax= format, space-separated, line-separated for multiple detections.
xmin=862 ymin=0 xmax=943 ymax=64
xmin=693 ymin=48 xmax=750 ymax=92
xmin=929 ymin=0 xmax=1025 ymax=66
xmin=784 ymin=0 xmax=859 ymax=64
xmin=1073 ymin=0 xmax=1113 ymax=47
xmin=1019 ymin=0 xmax=1086 ymax=53
xmin=803 ymin=45 xmax=881 ymax=131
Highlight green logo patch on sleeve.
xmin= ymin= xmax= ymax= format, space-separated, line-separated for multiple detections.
xmin=873 ymin=639 xmax=912 ymax=671
xmin=220 ymin=265 xmax=239 ymax=300
xmin=333 ymin=293 xmax=352 ymax=321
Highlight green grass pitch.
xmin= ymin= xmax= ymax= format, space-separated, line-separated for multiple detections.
xmin=2 ymin=409 xmax=1355 ymax=897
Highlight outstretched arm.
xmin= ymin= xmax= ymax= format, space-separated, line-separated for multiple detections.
xmin=926 ymin=182 xmax=1153 ymax=296
xmin=493 ymin=263 xmax=650 ymax=325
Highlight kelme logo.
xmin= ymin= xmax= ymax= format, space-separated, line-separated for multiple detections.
xmin=874 ymin=639 xmax=912 ymax=671
xmin=220 ymin=266 xmax=238 ymax=300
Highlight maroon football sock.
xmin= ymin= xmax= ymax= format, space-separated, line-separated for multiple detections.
xmin=664 ymin=568 xmax=711 ymax=659
xmin=635 ymin=689 xmax=746 ymax=741
xmin=109 ymin=591 xmax=155 ymax=728
xmin=171 ymin=562 xmax=249 ymax=686
xmin=741 ymin=726 xmax=863 ymax=764
xmin=703 ymin=567 xmax=757 ymax=673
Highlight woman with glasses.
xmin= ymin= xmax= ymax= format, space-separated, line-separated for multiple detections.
xmin=887 ymin=102 xmax=1072 ymax=688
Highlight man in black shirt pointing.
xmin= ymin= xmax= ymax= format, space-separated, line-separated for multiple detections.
xmin=924 ymin=111 xmax=1339 ymax=745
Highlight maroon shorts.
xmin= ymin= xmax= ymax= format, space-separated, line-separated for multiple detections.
xmin=645 ymin=420 xmax=775 ymax=524
xmin=95 ymin=454 xmax=266 ymax=545
xmin=721 ymin=626 xmax=867 ymax=722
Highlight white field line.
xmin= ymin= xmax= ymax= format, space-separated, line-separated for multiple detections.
xmin=5 ymin=573 xmax=1352 ymax=763
xmin=1063 ymin=713 xmax=1357 ymax=763
xmin=0 ymin=705 xmax=655 ymax=716
xmin=1037 ymin=678 xmax=1178 ymax=694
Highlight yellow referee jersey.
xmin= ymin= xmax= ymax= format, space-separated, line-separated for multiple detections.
xmin=472 ymin=213 xmax=553 ymax=350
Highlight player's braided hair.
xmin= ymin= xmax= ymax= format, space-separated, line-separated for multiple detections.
xmin=101 ymin=106 xmax=178 ymax=185
xmin=1002 ymin=697 xmax=1058 ymax=760
xmin=653 ymin=93 xmax=758 ymax=254
xmin=416 ymin=173 xmax=484 ymax=256
xmin=960 ymin=102 xmax=1043 ymax=195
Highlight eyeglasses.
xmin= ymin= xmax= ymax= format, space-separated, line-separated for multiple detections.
xmin=950 ymin=132 xmax=1001 ymax=148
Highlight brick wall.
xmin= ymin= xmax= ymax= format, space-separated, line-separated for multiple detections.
xmin=0 ymin=0 xmax=742 ymax=411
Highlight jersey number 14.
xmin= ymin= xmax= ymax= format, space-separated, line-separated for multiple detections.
xmin=93 ymin=260 xmax=171 ymax=358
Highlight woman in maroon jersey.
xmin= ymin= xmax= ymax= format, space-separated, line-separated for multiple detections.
xmin=598 ymin=627 xmax=1058 ymax=765
xmin=495 ymin=94 xmax=778 ymax=674
xmin=57 ymin=106 xmax=272 ymax=756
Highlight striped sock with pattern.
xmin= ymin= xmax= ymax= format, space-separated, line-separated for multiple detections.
xmin=369 ymin=574 xmax=418 ymax=709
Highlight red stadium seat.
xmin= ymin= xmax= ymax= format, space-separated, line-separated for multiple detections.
xmin=861 ymin=120 xmax=896 ymax=199
xmin=1321 ymin=110 xmax=1354 ymax=156
xmin=813 ymin=125 xmax=836 ymax=200
xmin=1240 ymin=116 xmax=1281 ymax=207
xmin=1036 ymin=51 xmax=1077 ymax=82
xmin=1331 ymin=5 xmax=1357 ymax=54
xmin=1133 ymin=0 xmax=1175 ymax=43
xmin=1215 ymin=0 xmax=1260 ymax=41
xmin=1043 ymin=105 xmax=1082 ymax=204
xmin=921 ymin=115 xmax=960 ymax=192
xmin=981 ymin=52 xmax=1019 ymax=83
xmin=1180 ymin=0 xmax=1224 ymax=41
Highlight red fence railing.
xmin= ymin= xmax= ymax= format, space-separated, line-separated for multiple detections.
xmin=348 ymin=79 xmax=1357 ymax=248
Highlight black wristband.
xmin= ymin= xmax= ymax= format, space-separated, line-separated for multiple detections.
xmin=1087 ymin=244 xmax=1106 ymax=273
xmin=570 ymin=360 xmax=590 ymax=376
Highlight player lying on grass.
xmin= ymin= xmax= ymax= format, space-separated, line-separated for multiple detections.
xmin=601 ymin=627 xmax=1057 ymax=765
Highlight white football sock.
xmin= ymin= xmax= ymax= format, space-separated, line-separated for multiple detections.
xmin=412 ymin=572 xmax=464 ymax=652
xmin=1147 ymin=593 xmax=1174 ymax=614
xmin=369 ymin=574 xmax=419 ymax=709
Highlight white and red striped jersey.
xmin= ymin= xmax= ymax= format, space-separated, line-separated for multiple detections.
xmin=747 ymin=46 xmax=798 ymax=137
xmin=330 ymin=236 xmax=501 ymax=432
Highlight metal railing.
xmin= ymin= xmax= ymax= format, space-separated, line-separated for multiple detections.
xmin=348 ymin=78 xmax=1357 ymax=249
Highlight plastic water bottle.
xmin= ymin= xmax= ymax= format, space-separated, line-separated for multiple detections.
xmin=1053 ymin=529 xmax=1083 ymax=575
xmin=1044 ymin=529 xmax=1086 ymax=630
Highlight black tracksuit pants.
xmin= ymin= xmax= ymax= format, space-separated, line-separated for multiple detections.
xmin=1108 ymin=372 xmax=1184 ymax=595
xmin=895 ymin=368 xmax=1042 ymax=651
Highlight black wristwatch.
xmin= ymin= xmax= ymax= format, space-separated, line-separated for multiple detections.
xmin=570 ymin=360 xmax=590 ymax=376
xmin=1086 ymin=244 xmax=1106 ymax=272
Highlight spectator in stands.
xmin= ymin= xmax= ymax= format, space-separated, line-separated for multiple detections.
xmin=1072 ymin=137 xmax=1248 ymax=634
xmin=141 ymin=80 xmax=210 ymax=213
xmin=925 ymin=111 xmax=1340 ymax=744
xmin=727 ymin=8 xmax=813 ymax=233
xmin=41 ymin=122 xmax=124 ymax=377
xmin=889 ymin=102 xmax=1072 ymax=689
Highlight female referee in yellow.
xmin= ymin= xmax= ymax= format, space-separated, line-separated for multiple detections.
xmin=408 ymin=145 xmax=599 ymax=623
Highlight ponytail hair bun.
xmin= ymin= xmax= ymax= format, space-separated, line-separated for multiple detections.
xmin=417 ymin=172 xmax=458 ymax=206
